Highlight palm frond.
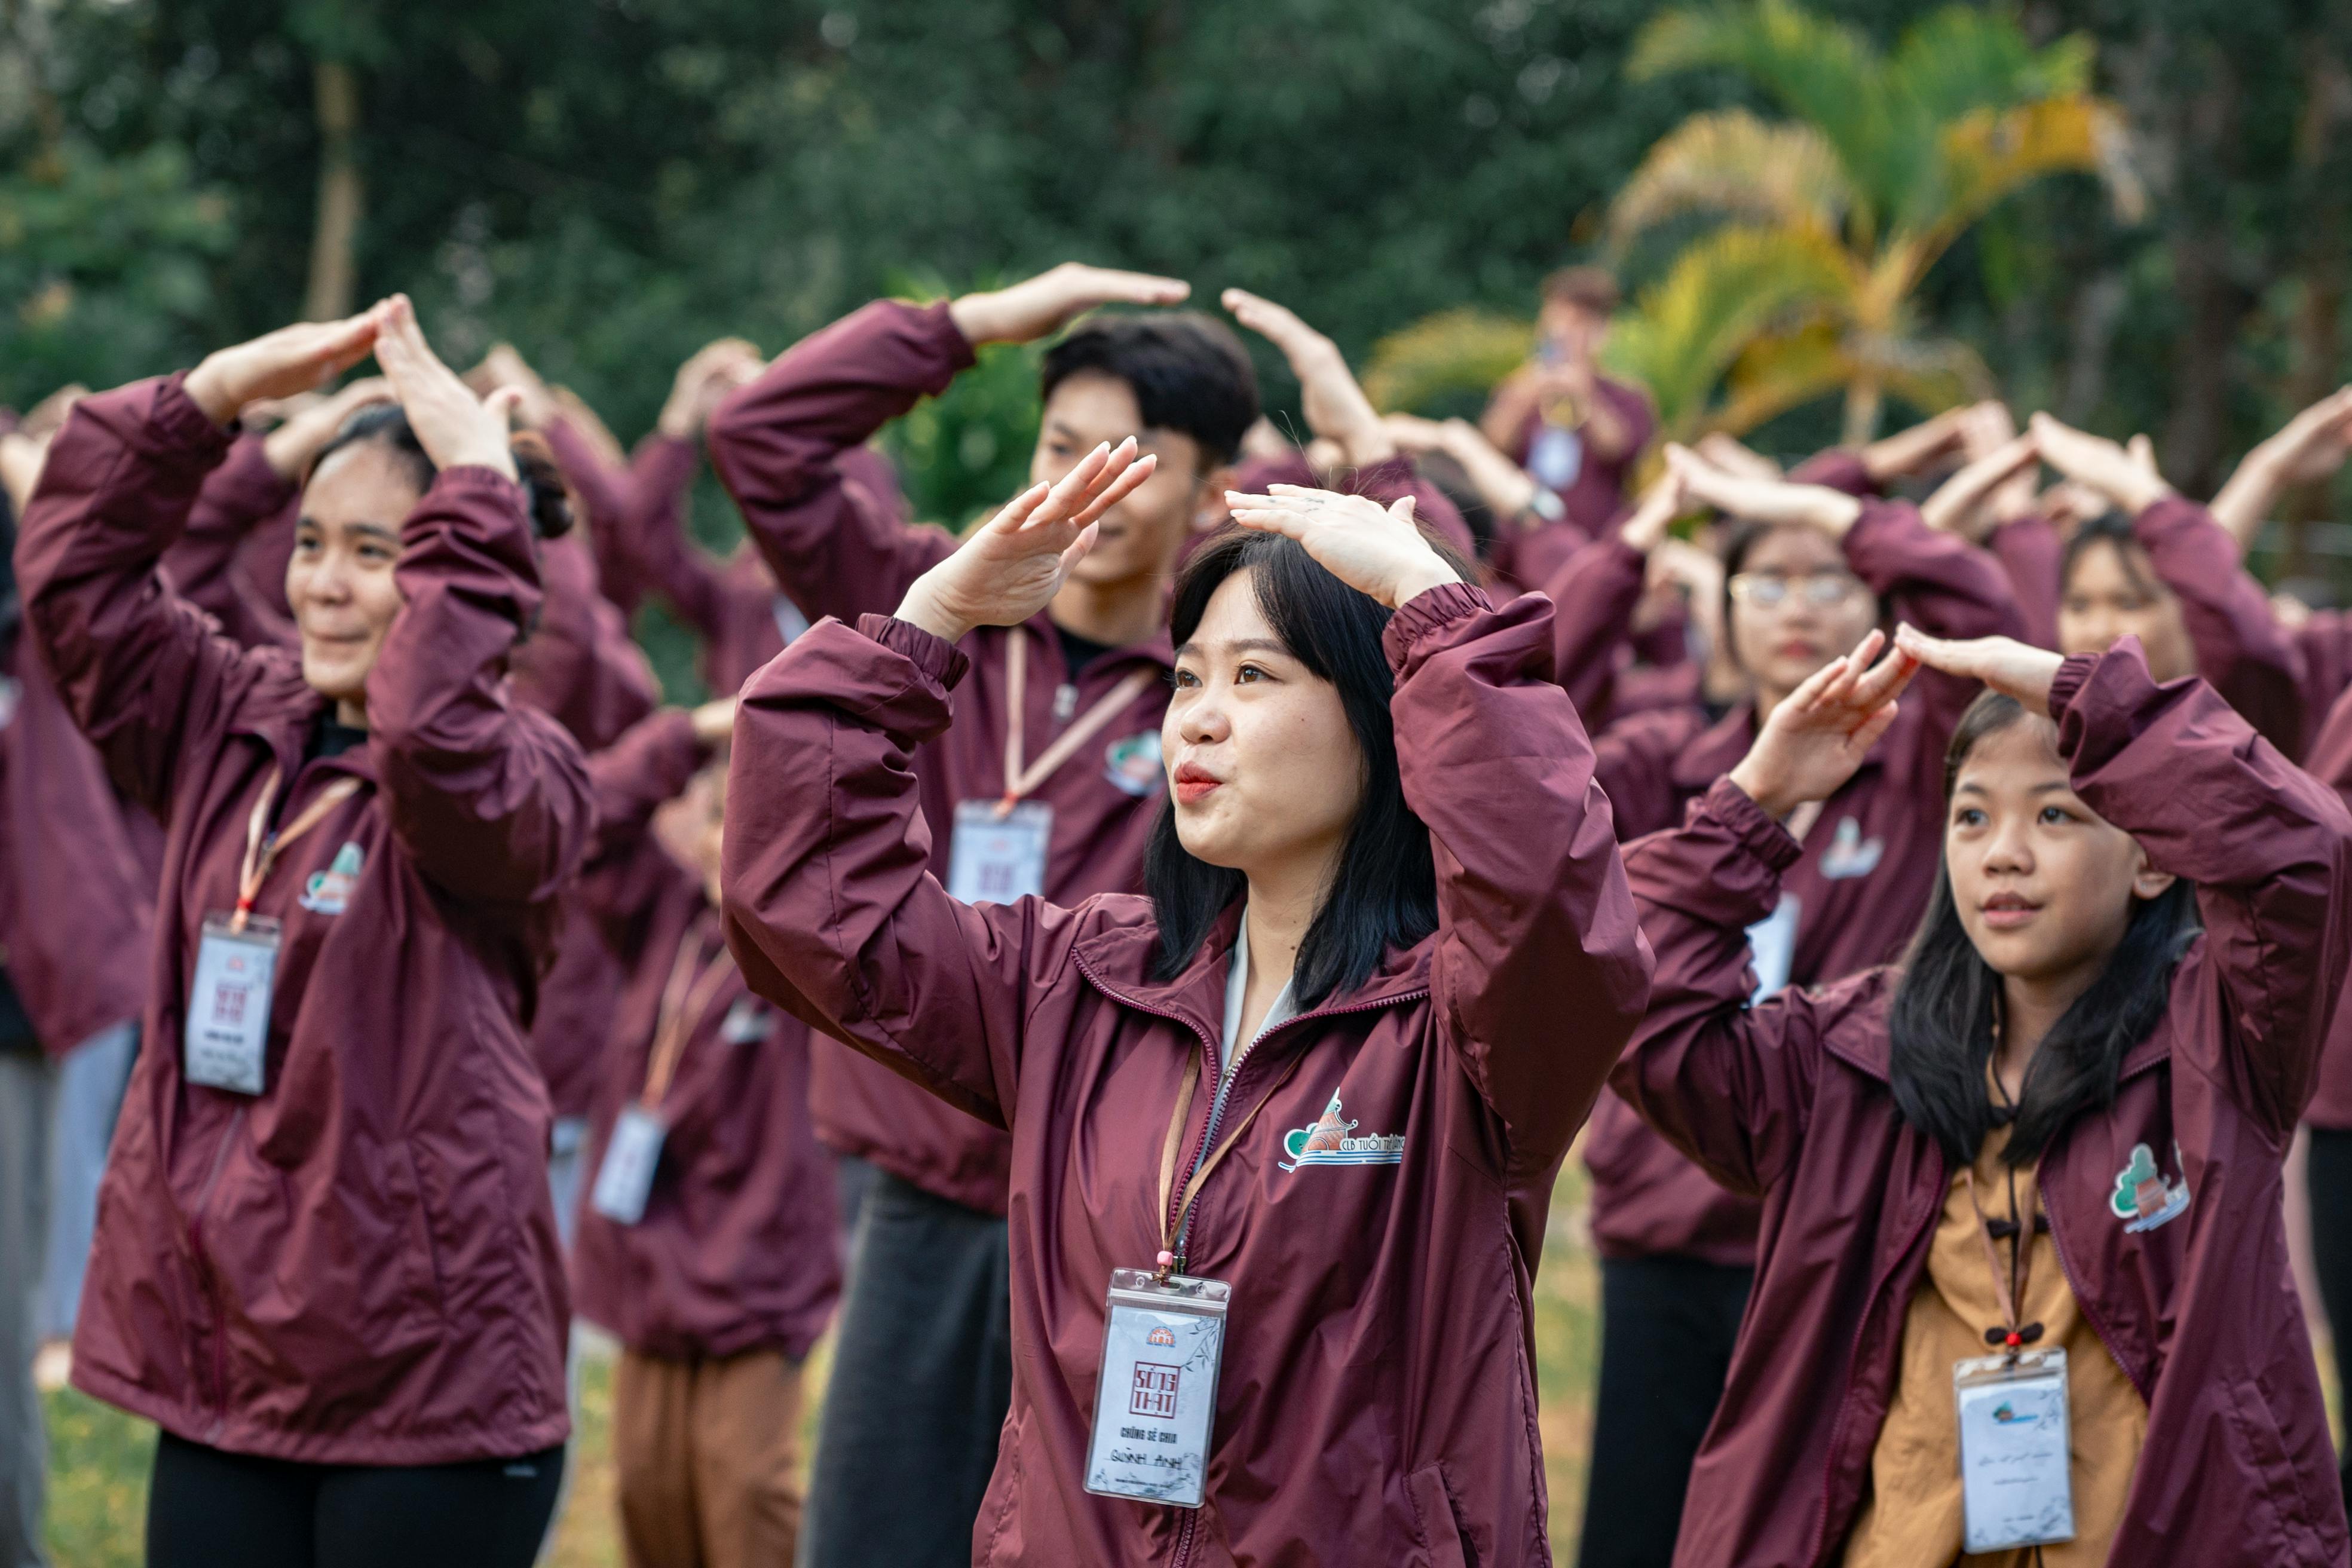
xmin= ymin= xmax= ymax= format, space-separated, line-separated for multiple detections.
xmin=1886 ymin=8 xmax=2094 ymax=125
xmin=1606 ymin=110 xmax=1854 ymax=248
xmin=1603 ymin=223 xmax=1852 ymax=433
xmin=1706 ymin=324 xmax=1854 ymax=437
xmin=1916 ymin=95 xmax=2139 ymax=250
xmin=1361 ymin=308 xmax=1535 ymax=415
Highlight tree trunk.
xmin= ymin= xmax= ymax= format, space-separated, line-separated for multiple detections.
xmin=304 ymin=60 xmax=362 ymax=323
xmin=2282 ymin=50 xmax=2350 ymax=578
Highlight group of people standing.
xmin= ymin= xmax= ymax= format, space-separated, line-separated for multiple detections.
xmin=1 ymin=252 xmax=2351 ymax=1568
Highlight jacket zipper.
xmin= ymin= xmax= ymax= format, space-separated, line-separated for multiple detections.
xmin=1071 ymin=952 xmax=1429 ymax=1568
xmin=1801 ymin=1143 xmax=1944 ymax=1566
xmin=183 ymin=1106 xmax=247 ymax=1435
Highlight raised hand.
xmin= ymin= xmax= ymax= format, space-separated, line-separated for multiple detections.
xmin=1222 ymin=289 xmax=1392 ymax=468
xmin=948 ymin=263 xmax=1190 ymax=347
xmin=1692 ymin=431 xmax=1783 ymax=482
xmin=372 ymin=295 xmax=520 ymax=480
xmin=895 ymin=439 xmax=1157 ymax=642
xmin=1619 ymin=468 xmax=1687 ymax=555
xmin=1894 ymin=625 xmax=2065 ymax=716
xmin=1221 ymin=485 xmax=1460 ymax=610
xmin=2028 ymin=412 xmax=2171 ymax=516
xmin=1728 ymin=630 xmax=1919 ymax=817
xmin=660 ymin=337 xmax=764 ymax=440
xmin=261 ymin=376 xmax=394 ymax=480
xmin=2210 ymin=385 xmax=2352 ymax=547
xmin=0 ymin=431 xmax=48 ymax=514
xmin=184 ymin=311 xmax=382 ymax=428
xmin=1860 ymin=405 xmax=1974 ymax=483
xmin=1665 ymin=442 xmax=1863 ymax=537
xmin=472 ymin=345 xmax=556 ymax=428
xmin=1921 ymin=431 xmax=2040 ymax=540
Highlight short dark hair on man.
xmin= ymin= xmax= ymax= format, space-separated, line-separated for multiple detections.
xmin=1040 ymin=312 xmax=1260 ymax=466
xmin=1541 ymin=265 xmax=1621 ymax=316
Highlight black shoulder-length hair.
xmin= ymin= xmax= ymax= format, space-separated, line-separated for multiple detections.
xmin=1145 ymin=525 xmax=1469 ymax=1006
xmin=1888 ymin=690 xmax=2200 ymax=1167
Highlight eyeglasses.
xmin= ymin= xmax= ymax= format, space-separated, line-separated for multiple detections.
xmin=1727 ymin=571 xmax=1869 ymax=610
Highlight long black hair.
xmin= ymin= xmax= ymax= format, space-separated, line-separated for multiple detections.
xmin=1145 ymin=525 xmax=1465 ymax=1005
xmin=1888 ymin=691 xmax=2200 ymax=1166
xmin=308 ymin=403 xmax=574 ymax=540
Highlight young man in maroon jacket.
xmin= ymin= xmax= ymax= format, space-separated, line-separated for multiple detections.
xmin=708 ymin=262 xmax=1456 ymax=1567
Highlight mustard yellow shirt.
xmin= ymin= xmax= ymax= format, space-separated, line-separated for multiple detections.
xmin=1840 ymin=1123 xmax=2147 ymax=1567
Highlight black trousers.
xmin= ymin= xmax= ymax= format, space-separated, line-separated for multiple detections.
xmin=1577 ymin=1254 xmax=1755 ymax=1568
xmin=798 ymin=1168 xmax=1013 ymax=1568
xmin=2307 ymin=1127 xmax=2352 ymax=1512
xmin=146 ymin=1431 xmax=564 ymax=1568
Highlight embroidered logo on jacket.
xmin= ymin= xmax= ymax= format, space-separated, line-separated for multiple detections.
xmin=2111 ymin=1141 xmax=2191 ymax=1233
xmin=1817 ymin=816 xmax=1884 ymax=880
xmin=1279 ymin=1095 xmax=1404 ymax=1171
xmin=1103 ymin=731 xmax=1164 ymax=798
xmin=298 ymin=843 xmax=365 ymax=915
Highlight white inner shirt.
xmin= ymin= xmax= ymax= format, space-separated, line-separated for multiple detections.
xmin=1218 ymin=908 xmax=1299 ymax=1070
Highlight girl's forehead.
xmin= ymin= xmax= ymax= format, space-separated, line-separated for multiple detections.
xmin=1740 ymin=525 xmax=1842 ymax=573
xmin=1953 ymin=717 xmax=2067 ymax=790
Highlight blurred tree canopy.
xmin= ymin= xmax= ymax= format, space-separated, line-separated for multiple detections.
xmin=3 ymin=0 xmax=2347 ymax=538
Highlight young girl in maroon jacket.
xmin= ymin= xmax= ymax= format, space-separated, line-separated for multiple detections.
xmin=17 ymin=299 xmax=593 ymax=1567
xmin=719 ymin=444 xmax=1650 ymax=1567
xmin=1616 ymin=623 xmax=2352 ymax=1567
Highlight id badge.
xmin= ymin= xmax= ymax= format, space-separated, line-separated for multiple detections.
xmin=1084 ymin=1269 xmax=1229 ymax=1509
xmin=1954 ymin=1349 xmax=2074 ymax=1553
xmin=590 ymin=1105 xmax=667 ymax=1226
xmin=185 ymin=914 xmax=280 ymax=1095
xmin=947 ymin=800 xmax=1052 ymax=905
xmin=1744 ymin=892 xmax=1801 ymax=1003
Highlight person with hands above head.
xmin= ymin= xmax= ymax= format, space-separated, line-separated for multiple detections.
xmin=1478 ymin=266 xmax=1654 ymax=546
xmin=705 ymin=259 xmax=1267 ymax=1568
xmin=2035 ymin=411 xmax=2306 ymax=757
xmin=1570 ymin=440 xmax=2027 ymax=1568
xmin=721 ymin=428 xmax=1649 ymax=1564
xmin=16 ymin=295 xmax=595 ymax=1568
xmin=1616 ymin=622 xmax=2352 ymax=1567
xmin=1527 ymin=467 xmax=1719 ymax=730
xmin=568 ymin=696 xmax=841 ymax=1568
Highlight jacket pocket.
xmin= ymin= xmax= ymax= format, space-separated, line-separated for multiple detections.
xmin=1408 ymin=1463 xmax=1475 ymax=1568
xmin=2223 ymin=1375 xmax=2328 ymax=1559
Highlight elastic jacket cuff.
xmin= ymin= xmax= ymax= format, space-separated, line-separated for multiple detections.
xmin=859 ymin=611 xmax=971 ymax=693
xmin=2047 ymin=648 xmax=2105 ymax=724
xmin=151 ymin=373 xmax=239 ymax=468
xmin=1697 ymin=775 xmax=1806 ymax=880
xmin=1381 ymin=581 xmax=1493 ymax=673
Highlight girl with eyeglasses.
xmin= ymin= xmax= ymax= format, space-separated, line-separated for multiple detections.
xmin=1567 ymin=440 xmax=2028 ymax=1568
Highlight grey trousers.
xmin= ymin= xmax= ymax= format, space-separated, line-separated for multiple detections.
xmin=0 ymin=1051 xmax=54 ymax=1568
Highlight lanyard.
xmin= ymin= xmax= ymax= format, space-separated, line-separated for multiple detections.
xmin=638 ymin=922 xmax=739 ymax=1111
xmin=1964 ymin=1165 xmax=2045 ymax=1357
xmin=233 ymin=767 xmax=363 ymax=933
xmin=997 ymin=632 xmax=1156 ymax=817
xmin=1152 ymin=1039 xmax=1309 ymax=1282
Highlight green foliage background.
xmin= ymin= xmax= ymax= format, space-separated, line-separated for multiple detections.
xmin=4 ymin=0 xmax=2349 ymax=523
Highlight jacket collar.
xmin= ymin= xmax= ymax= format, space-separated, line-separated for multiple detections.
xmin=1071 ymin=901 xmax=1434 ymax=1049
xmin=225 ymin=659 xmax=381 ymax=789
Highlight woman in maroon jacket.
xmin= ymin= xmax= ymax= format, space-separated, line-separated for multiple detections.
xmin=571 ymin=702 xmax=839 ymax=1568
xmin=1616 ymin=623 xmax=2352 ymax=1566
xmin=720 ymin=448 xmax=1650 ymax=1566
xmin=17 ymin=298 xmax=593 ymax=1567
xmin=1572 ymin=443 xmax=2028 ymax=1568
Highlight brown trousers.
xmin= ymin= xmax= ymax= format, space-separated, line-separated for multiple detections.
xmin=612 ymin=1346 xmax=804 ymax=1568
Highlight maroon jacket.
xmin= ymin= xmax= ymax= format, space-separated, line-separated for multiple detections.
xmin=720 ymin=586 xmax=1651 ymax=1566
xmin=22 ymin=373 xmax=592 ymax=1464
xmin=2293 ymin=610 xmax=2352 ymax=753
xmin=709 ymin=298 xmax=1169 ymax=1214
xmin=2130 ymin=495 xmax=2305 ymax=757
xmin=1582 ymin=500 xmax=2028 ymax=1263
xmin=510 ymin=534 xmax=662 ymax=1121
xmin=166 ymin=433 xmax=299 ymax=649
xmin=2299 ymin=681 xmax=2352 ymax=1128
xmin=1615 ymin=643 xmax=2352 ymax=1567
xmin=0 ymin=642 xmax=154 ymax=1058
xmin=569 ymin=710 xmax=840 ymax=1361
